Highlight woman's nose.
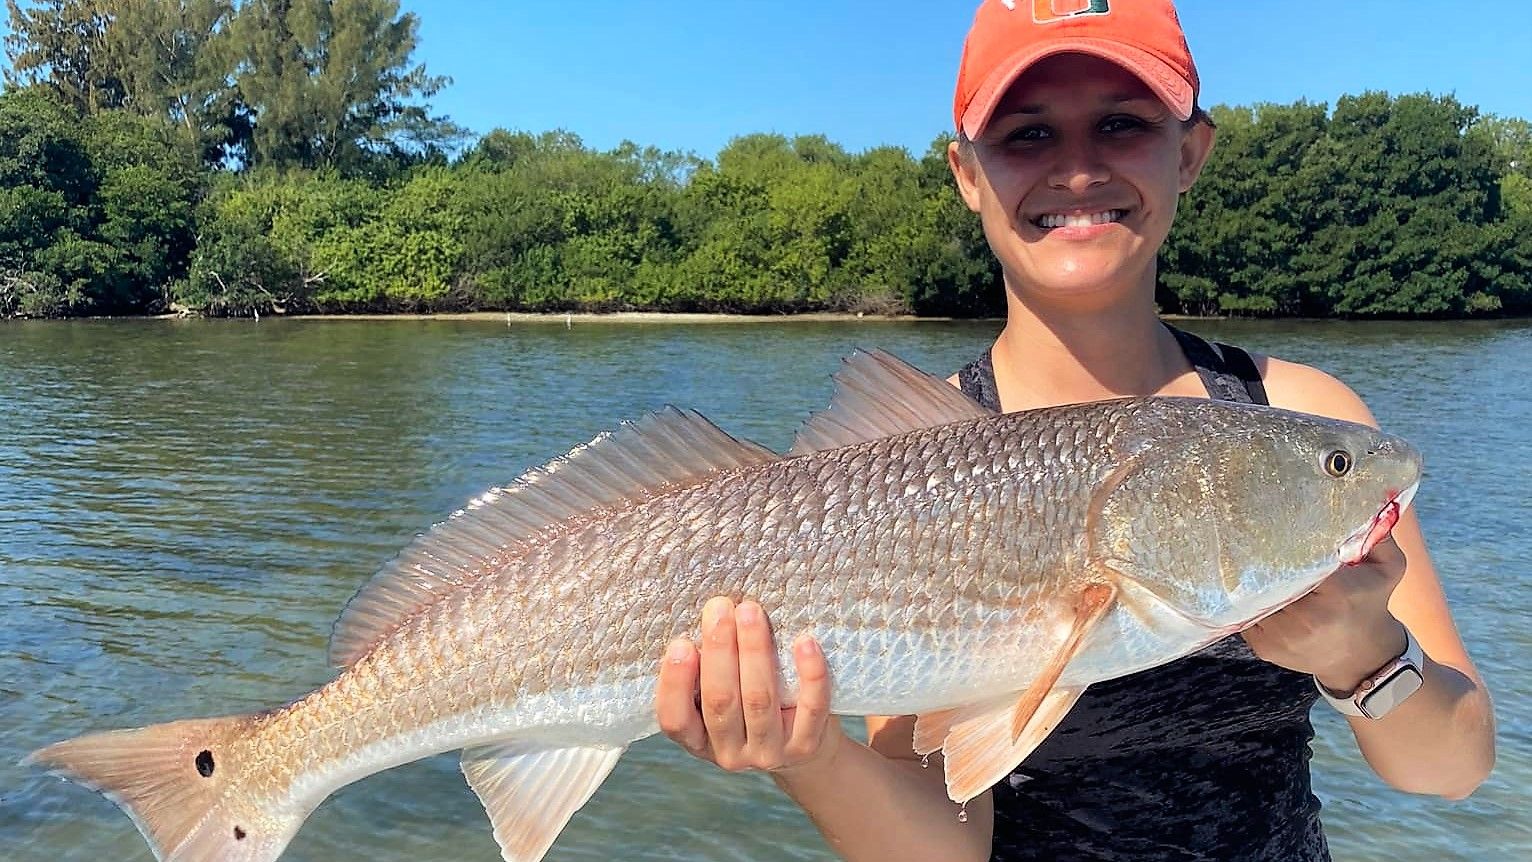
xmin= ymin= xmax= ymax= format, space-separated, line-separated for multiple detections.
xmin=1047 ymin=139 xmax=1110 ymax=192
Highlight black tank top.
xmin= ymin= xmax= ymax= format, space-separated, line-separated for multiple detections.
xmin=957 ymin=325 xmax=1329 ymax=862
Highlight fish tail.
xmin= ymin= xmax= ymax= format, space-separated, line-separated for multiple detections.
xmin=25 ymin=714 xmax=304 ymax=862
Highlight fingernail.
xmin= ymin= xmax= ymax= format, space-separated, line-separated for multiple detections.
xmin=702 ymin=597 xmax=727 ymax=627
xmin=794 ymin=635 xmax=820 ymax=657
xmin=736 ymin=601 xmax=760 ymax=626
xmin=666 ymin=640 xmax=690 ymax=664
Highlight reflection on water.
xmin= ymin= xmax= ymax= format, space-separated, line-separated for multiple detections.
xmin=2 ymin=318 xmax=1527 ymax=861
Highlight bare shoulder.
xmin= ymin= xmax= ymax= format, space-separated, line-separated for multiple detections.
xmin=1250 ymin=353 xmax=1379 ymax=428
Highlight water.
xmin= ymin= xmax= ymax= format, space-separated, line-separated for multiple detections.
xmin=1 ymin=318 xmax=1527 ymax=861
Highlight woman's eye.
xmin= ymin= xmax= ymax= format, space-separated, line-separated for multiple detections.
xmin=1100 ymin=116 xmax=1145 ymax=134
xmin=1003 ymin=125 xmax=1050 ymax=143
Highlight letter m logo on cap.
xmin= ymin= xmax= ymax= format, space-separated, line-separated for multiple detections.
xmin=1015 ymin=0 xmax=1111 ymax=24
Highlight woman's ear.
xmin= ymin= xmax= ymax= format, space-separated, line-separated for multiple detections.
xmin=948 ymin=140 xmax=984 ymax=214
xmin=1178 ymin=120 xmax=1216 ymax=193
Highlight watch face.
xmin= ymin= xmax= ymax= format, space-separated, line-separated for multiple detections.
xmin=1358 ymin=666 xmax=1425 ymax=719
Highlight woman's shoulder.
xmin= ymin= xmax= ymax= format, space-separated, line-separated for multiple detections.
xmin=1247 ymin=352 xmax=1379 ymax=428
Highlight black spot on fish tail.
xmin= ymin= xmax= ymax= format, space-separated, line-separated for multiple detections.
xmin=195 ymin=750 xmax=215 ymax=777
xmin=234 ymin=826 xmax=246 ymax=840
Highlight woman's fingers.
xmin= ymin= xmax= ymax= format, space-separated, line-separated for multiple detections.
xmin=698 ymin=596 xmax=746 ymax=762
xmin=735 ymin=601 xmax=786 ymax=764
xmin=655 ymin=637 xmax=706 ymax=755
xmin=656 ymin=596 xmax=832 ymax=773
xmin=784 ymin=634 xmax=833 ymax=762
xmin=1362 ymin=535 xmax=1408 ymax=591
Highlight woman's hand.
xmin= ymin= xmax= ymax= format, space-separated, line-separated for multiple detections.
xmin=656 ymin=596 xmax=841 ymax=775
xmin=1243 ymin=536 xmax=1410 ymax=693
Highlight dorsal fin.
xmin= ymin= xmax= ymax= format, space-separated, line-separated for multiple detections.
xmin=790 ymin=349 xmax=995 ymax=455
xmin=328 ymin=407 xmax=778 ymax=669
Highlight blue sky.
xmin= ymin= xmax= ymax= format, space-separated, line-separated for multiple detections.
xmin=1 ymin=1 xmax=1525 ymax=158
xmin=401 ymin=0 xmax=1530 ymax=158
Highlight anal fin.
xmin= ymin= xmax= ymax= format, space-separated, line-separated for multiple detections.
xmin=460 ymin=741 xmax=626 ymax=862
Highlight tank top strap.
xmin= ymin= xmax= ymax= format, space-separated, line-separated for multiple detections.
xmin=957 ymin=349 xmax=1002 ymax=412
xmin=1163 ymin=323 xmax=1270 ymax=406
xmin=954 ymin=325 xmax=1269 ymax=410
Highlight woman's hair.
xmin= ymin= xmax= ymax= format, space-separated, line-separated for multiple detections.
xmin=954 ymin=106 xmax=1215 ymax=165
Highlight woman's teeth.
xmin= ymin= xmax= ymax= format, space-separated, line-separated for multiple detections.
xmin=1035 ymin=210 xmax=1126 ymax=229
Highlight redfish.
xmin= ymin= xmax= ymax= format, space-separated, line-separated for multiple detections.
xmin=27 ymin=350 xmax=1420 ymax=861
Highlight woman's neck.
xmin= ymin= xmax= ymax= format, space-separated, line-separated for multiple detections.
xmin=990 ymin=288 xmax=1199 ymax=411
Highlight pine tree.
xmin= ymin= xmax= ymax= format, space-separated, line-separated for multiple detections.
xmin=4 ymin=0 xmax=123 ymax=111
xmin=102 ymin=0 xmax=245 ymax=161
xmin=227 ymin=0 xmax=461 ymax=171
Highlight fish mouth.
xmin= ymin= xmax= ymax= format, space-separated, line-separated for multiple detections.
xmin=1204 ymin=483 xmax=1421 ymax=638
xmin=1338 ymin=483 xmax=1417 ymax=565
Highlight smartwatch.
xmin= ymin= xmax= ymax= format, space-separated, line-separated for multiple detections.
xmin=1315 ymin=627 xmax=1425 ymax=720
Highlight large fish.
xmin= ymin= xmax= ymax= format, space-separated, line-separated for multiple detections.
xmin=27 ymin=350 xmax=1421 ymax=862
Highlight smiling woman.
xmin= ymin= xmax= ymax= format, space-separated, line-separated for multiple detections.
xmin=655 ymin=2 xmax=1496 ymax=861
xmin=951 ymin=55 xmax=1214 ymax=310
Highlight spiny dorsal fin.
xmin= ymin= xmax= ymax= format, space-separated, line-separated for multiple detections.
xmin=790 ymin=349 xmax=994 ymax=455
xmin=327 ymin=407 xmax=778 ymax=669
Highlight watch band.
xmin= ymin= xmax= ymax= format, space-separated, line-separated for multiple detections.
xmin=1315 ymin=627 xmax=1426 ymax=719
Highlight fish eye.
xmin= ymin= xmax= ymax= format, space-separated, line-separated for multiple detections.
xmin=1324 ymin=450 xmax=1353 ymax=477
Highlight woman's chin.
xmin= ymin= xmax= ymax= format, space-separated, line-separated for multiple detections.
xmin=1007 ymin=270 xmax=1145 ymax=306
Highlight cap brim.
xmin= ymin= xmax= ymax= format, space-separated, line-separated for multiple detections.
xmin=961 ymin=38 xmax=1195 ymax=138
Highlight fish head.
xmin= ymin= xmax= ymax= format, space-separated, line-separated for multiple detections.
xmin=1097 ymin=400 xmax=1422 ymax=631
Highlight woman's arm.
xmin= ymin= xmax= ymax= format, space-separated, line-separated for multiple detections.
xmin=656 ymin=597 xmax=993 ymax=862
xmin=775 ymin=715 xmax=994 ymax=862
xmin=1247 ymin=359 xmax=1496 ymax=799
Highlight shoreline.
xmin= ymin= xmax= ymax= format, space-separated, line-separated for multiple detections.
xmin=286 ymin=311 xmax=971 ymax=323
xmin=33 ymin=310 xmax=1216 ymax=324
xmin=9 ymin=311 xmax=1530 ymax=324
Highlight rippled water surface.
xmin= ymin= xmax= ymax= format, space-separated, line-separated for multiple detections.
xmin=2 ymin=318 xmax=1527 ymax=861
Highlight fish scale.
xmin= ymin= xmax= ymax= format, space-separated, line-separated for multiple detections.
xmin=26 ymin=351 xmax=1421 ymax=862
xmin=243 ymin=407 xmax=1118 ymax=780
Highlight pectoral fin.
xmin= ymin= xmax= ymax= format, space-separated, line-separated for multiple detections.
xmin=460 ymin=741 xmax=625 ymax=862
xmin=1005 ymin=582 xmax=1115 ymax=740
xmin=915 ymin=582 xmax=1117 ymax=803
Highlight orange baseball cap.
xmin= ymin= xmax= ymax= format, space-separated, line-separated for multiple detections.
xmin=954 ymin=0 xmax=1200 ymax=138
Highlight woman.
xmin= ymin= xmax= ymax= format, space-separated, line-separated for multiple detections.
xmin=655 ymin=2 xmax=1495 ymax=859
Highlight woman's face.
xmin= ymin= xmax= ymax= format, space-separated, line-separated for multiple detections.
xmin=950 ymin=53 xmax=1214 ymax=308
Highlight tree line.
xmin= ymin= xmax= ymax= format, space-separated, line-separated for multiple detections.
xmin=2 ymin=0 xmax=1529 ymax=319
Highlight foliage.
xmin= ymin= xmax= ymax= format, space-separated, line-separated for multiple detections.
xmin=225 ymin=0 xmax=463 ymax=171
xmin=105 ymin=0 xmax=247 ymax=163
xmin=1164 ymin=93 xmax=1529 ymax=318
xmin=308 ymin=168 xmax=465 ymax=307
xmin=0 ymin=86 xmax=206 ymax=316
xmin=5 ymin=0 xmax=457 ymax=171
xmin=3 ymin=0 xmax=122 ymax=112
xmin=2 ymin=1 xmax=1529 ymax=320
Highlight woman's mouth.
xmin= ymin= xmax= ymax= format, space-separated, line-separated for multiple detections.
xmin=1032 ymin=209 xmax=1127 ymax=230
